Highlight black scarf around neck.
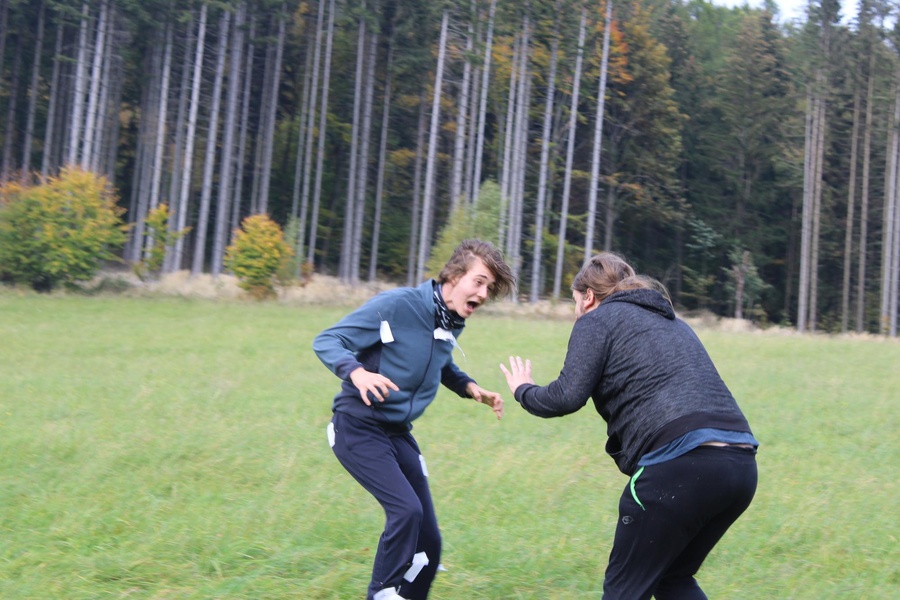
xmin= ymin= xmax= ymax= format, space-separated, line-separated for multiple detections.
xmin=433 ymin=281 xmax=466 ymax=331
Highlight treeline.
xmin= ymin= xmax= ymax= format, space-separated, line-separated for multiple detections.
xmin=1 ymin=0 xmax=899 ymax=334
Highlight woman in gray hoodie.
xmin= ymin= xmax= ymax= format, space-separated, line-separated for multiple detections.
xmin=501 ymin=252 xmax=758 ymax=600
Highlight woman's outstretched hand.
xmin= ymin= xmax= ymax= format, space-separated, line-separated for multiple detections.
xmin=500 ymin=356 xmax=535 ymax=395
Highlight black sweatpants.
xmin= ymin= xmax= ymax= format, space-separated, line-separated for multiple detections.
xmin=329 ymin=411 xmax=442 ymax=600
xmin=603 ymin=445 xmax=758 ymax=600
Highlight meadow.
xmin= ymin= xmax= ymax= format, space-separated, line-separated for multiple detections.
xmin=1 ymin=291 xmax=898 ymax=599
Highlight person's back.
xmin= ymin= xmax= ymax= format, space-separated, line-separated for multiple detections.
xmin=500 ymin=251 xmax=758 ymax=600
xmin=582 ymin=288 xmax=752 ymax=476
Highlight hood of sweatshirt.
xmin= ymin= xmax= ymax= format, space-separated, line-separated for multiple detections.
xmin=601 ymin=288 xmax=675 ymax=320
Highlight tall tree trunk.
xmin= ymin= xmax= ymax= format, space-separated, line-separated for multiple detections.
xmin=890 ymin=175 xmax=900 ymax=336
xmin=351 ymin=13 xmax=378 ymax=284
xmin=170 ymin=4 xmax=208 ymax=272
xmin=809 ymin=88 xmax=826 ymax=332
xmin=407 ymin=92 xmax=427 ymax=286
xmin=417 ymin=10 xmax=450 ymax=282
xmin=231 ymin=18 xmax=257 ymax=241
xmin=470 ymin=0 xmax=497 ymax=205
xmin=256 ymin=5 xmax=285 ymax=215
xmin=80 ymin=0 xmax=108 ymax=170
xmin=451 ymin=7 xmax=473 ymax=210
xmin=147 ymin=20 xmax=173 ymax=248
xmin=66 ymin=2 xmax=89 ymax=167
xmin=191 ymin=9 xmax=231 ymax=276
xmin=857 ymin=49 xmax=876 ymax=332
xmin=734 ymin=250 xmax=749 ymax=320
xmin=249 ymin=47 xmax=268 ymax=216
xmin=0 ymin=0 xmax=8 ymax=89
xmin=586 ymin=0 xmax=612 ymax=259
xmin=841 ymin=89 xmax=861 ymax=332
xmin=508 ymin=16 xmax=531 ymax=289
xmin=163 ymin=14 xmax=195 ymax=273
xmin=290 ymin=30 xmax=314 ymax=223
xmin=41 ymin=17 xmax=64 ymax=177
xmin=882 ymin=69 xmax=900 ymax=335
xmin=212 ymin=3 xmax=246 ymax=276
xmin=0 ymin=33 xmax=21 ymax=182
xmin=553 ymin=5 xmax=586 ymax=300
xmin=97 ymin=7 xmax=118 ymax=178
xmin=530 ymin=11 xmax=559 ymax=303
xmin=369 ymin=35 xmax=394 ymax=283
xmin=21 ymin=0 xmax=46 ymax=180
xmin=498 ymin=33 xmax=520 ymax=251
xmin=297 ymin=1 xmax=324 ymax=264
xmin=465 ymin=61 xmax=480 ymax=205
xmin=139 ymin=19 xmax=173 ymax=261
xmin=797 ymin=86 xmax=815 ymax=332
xmin=340 ymin=5 xmax=367 ymax=282
xmin=128 ymin=42 xmax=160 ymax=263
xmin=307 ymin=0 xmax=336 ymax=266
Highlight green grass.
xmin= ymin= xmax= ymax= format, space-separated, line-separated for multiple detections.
xmin=1 ymin=292 xmax=898 ymax=599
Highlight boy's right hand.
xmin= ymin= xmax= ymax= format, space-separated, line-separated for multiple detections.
xmin=349 ymin=367 xmax=399 ymax=405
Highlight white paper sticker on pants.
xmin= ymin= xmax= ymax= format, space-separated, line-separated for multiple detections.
xmin=326 ymin=422 xmax=335 ymax=448
xmin=403 ymin=551 xmax=430 ymax=582
xmin=373 ymin=588 xmax=400 ymax=600
xmin=419 ymin=454 xmax=429 ymax=477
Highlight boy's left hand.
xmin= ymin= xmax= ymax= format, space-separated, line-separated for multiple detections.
xmin=466 ymin=382 xmax=504 ymax=420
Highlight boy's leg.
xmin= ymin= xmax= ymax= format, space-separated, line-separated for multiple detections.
xmin=330 ymin=412 xmax=425 ymax=600
xmin=392 ymin=434 xmax=441 ymax=600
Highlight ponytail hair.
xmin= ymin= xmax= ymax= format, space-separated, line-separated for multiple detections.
xmin=572 ymin=252 xmax=672 ymax=306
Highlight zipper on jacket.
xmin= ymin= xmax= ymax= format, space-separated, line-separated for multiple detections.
xmin=406 ymin=336 xmax=436 ymax=422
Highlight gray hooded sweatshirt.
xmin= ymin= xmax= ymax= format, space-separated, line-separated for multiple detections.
xmin=514 ymin=288 xmax=752 ymax=475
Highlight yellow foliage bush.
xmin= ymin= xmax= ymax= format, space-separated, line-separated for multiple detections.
xmin=0 ymin=167 xmax=127 ymax=291
xmin=224 ymin=214 xmax=293 ymax=299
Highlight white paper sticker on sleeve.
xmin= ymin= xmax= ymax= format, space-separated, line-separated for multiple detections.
xmin=380 ymin=320 xmax=395 ymax=344
xmin=419 ymin=454 xmax=429 ymax=477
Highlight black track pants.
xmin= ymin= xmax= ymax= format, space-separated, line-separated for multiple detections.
xmin=329 ymin=411 xmax=441 ymax=600
xmin=603 ymin=445 xmax=758 ymax=600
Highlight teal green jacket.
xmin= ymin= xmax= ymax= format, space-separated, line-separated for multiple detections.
xmin=313 ymin=280 xmax=474 ymax=429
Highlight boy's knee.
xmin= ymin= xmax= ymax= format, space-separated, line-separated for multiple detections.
xmin=391 ymin=500 xmax=424 ymax=528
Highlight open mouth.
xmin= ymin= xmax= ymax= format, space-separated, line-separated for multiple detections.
xmin=466 ymin=300 xmax=480 ymax=311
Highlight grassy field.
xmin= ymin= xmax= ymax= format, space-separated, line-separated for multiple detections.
xmin=1 ymin=291 xmax=898 ymax=599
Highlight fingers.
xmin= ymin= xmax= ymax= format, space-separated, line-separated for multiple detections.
xmin=468 ymin=385 xmax=504 ymax=420
xmin=350 ymin=368 xmax=398 ymax=405
xmin=503 ymin=355 xmax=529 ymax=372
xmin=484 ymin=394 xmax=503 ymax=420
xmin=366 ymin=376 xmax=398 ymax=403
xmin=499 ymin=356 xmax=536 ymax=393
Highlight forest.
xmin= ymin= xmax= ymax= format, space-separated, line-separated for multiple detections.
xmin=0 ymin=0 xmax=899 ymax=335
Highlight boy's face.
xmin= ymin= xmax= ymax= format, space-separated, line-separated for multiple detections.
xmin=442 ymin=257 xmax=496 ymax=319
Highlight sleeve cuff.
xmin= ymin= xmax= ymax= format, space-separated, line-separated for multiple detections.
xmin=335 ymin=357 xmax=364 ymax=381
